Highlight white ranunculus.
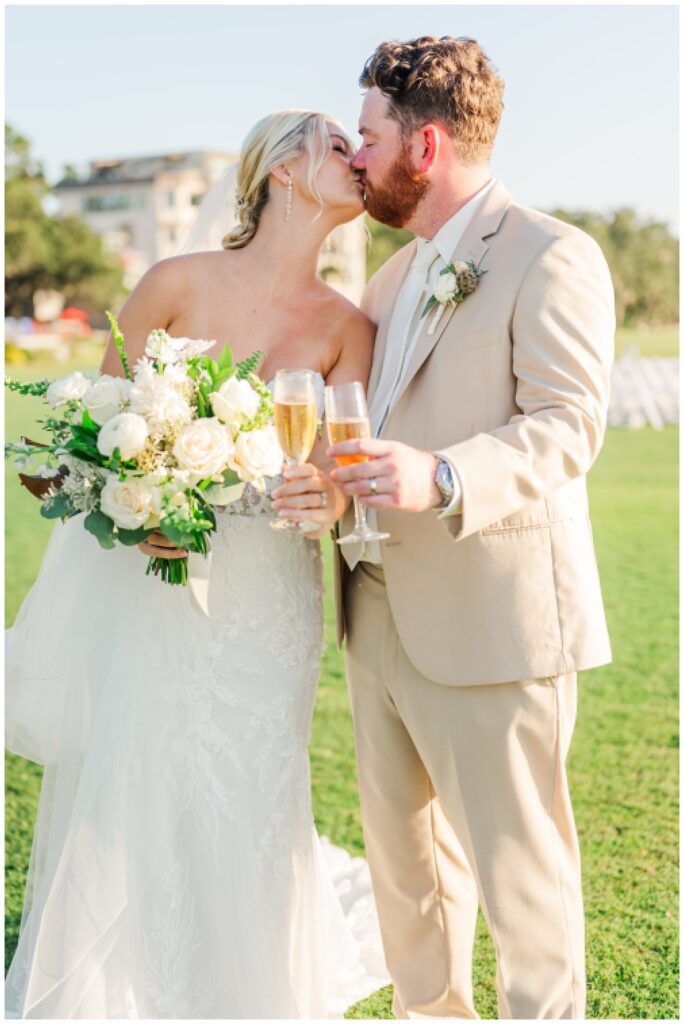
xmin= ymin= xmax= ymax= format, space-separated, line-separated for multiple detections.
xmin=97 ymin=412 xmax=149 ymax=460
xmin=452 ymin=260 xmax=470 ymax=274
xmin=100 ymin=474 xmax=155 ymax=530
xmin=228 ymin=426 xmax=283 ymax=491
xmin=172 ymin=417 xmax=234 ymax=481
xmin=46 ymin=371 xmax=91 ymax=407
xmin=434 ymin=272 xmax=458 ymax=304
xmin=82 ymin=375 xmax=131 ymax=424
xmin=209 ymin=376 xmax=261 ymax=432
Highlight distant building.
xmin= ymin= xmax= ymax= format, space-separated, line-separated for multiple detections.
xmin=54 ymin=150 xmax=366 ymax=302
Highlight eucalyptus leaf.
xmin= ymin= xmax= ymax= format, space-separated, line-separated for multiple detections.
xmin=116 ymin=526 xmax=153 ymax=546
xmin=40 ymin=494 xmax=72 ymax=520
xmin=203 ymin=481 xmax=246 ymax=506
xmin=84 ymin=509 xmax=116 ymax=549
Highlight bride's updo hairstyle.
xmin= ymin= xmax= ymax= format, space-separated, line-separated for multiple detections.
xmin=222 ymin=110 xmax=333 ymax=250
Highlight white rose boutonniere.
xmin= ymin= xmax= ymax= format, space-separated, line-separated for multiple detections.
xmin=421 ymin=257 xmax=487 ymax=335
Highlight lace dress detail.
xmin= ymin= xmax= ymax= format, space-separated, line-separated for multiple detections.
xmin=4 ymin=368 xmax=388 ymax=1020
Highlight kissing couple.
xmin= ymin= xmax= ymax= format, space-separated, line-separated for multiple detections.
xmin=6 ymin=34 xmax=614 ymax=1020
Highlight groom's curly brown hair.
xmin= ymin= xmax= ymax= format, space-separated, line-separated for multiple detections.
xmin=360 ymin=36 xmax=505 ymax=164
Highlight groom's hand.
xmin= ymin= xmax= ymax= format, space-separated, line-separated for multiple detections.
xmin=328 ymin=439 xmax=442 ymax=513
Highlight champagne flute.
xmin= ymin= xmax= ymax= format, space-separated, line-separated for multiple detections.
xmin=325 ymin=381 xmax=390 ymax=546
xmin=271 ymin=369 xmax=319 ymax=533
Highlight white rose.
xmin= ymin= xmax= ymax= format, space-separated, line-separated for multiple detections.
xmin=82 ymin=375 xmax=131 ymax=424
xmin=209 ymin=376 xmax=261 ymax=433
xmin=100 ymin=474 xmax=155 ymax=530
xmin=452 ymin=260 xmax=470 ymax=273
xmin=45 ymin=371 xmax=91 ymax=407
xmin=172 ymin=417 xmax=234 ymax=481
xmin=228 ymin=426 xmax=283 ymax=491
xmin=97 ymin=412 xmax=149 ymax=460
xmin=434 ymin=272 xmax=458 ymax=304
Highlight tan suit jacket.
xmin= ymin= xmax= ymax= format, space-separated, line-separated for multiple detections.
xmin=335 ymin=182 xmax=615 ymax=686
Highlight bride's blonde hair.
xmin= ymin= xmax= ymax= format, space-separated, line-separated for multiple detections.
xmin=223 ymin=110 xmax=334 ymax=250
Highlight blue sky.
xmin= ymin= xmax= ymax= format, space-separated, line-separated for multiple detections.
xmin=5 ymin=4 xmax=679 ymax=231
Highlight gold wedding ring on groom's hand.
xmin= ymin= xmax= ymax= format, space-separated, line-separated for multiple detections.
xmin=319 ymin=491 xmax=328 ymax=509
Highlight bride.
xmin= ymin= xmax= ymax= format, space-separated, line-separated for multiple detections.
xmin=5 ymin=110 xmax=388 ymax=1018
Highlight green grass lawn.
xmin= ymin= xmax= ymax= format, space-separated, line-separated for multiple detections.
xmin=4 ymin=355 xmax=678 ymax=1018
xmin=615 ymin=324 xmax=678 ymax=357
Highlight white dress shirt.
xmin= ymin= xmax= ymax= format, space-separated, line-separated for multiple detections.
xmin=360 ymin=179 xmax=496 ymax=565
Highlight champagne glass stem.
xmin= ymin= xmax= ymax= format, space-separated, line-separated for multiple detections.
xmin=352 ymin=495 xmax=369 ymax=532
xmin=281 ymin=456 xmax=301 ymax=532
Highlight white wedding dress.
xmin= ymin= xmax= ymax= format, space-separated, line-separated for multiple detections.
xmin=5 ymin=375 xmax=388 ymax=1019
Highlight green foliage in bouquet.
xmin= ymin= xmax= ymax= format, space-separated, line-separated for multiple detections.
xmin=5 ymin=314 xmax=277 ymax=589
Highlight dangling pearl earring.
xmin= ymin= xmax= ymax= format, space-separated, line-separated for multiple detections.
xmin=285 ymin=176 xmax=293 ymax=222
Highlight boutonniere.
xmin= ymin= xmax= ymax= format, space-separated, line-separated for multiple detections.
xmin=421 ymin=258 xmax=487 ymax=336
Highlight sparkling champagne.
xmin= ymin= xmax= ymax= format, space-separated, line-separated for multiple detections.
xmin=326 ymin=417 xmax=371 ymax=466
xmin=274 ymin=401 xmax=318 ymax=465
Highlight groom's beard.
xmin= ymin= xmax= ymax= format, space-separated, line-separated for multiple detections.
xmin=363 ymin=142 xmax=430 ymax=228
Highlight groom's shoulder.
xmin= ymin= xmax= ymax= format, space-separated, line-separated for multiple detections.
xmin=367 ymin=240 xmax=416 ymax=287
xmin=361 ymin=241 xmax=416 ymax=319
xmin=503 ymin=201 xmax=607 ymax=264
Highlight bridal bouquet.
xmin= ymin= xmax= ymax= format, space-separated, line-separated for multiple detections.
xmin=5 ymin=314 xmax=283 ymax=585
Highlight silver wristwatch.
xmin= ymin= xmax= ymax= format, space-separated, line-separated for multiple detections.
xmin=434 ymin=458 xmax=455 ymax=508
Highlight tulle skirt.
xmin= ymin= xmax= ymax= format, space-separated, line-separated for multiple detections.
xmin=5 ymin=514 xmax=387 ymax=1018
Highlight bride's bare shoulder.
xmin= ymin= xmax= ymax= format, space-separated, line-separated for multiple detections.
xmin=317 ymin=287 xmax=376 ymax=383
xmin=320 ymin=286 xmax=376 ymax=340
xmin=144 ymin=251 xmax=235 ymax=287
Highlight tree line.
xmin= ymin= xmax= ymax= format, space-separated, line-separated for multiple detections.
xmin=367 ymin=207 xmax=678 ymax=328
xmin=5 ymin=125 xmax=125 ymax=320
xmin=5 ymin=124 xmax=678 ymax=329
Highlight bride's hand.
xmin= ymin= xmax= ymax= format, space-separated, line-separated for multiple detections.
xmin=271 ymin=464 xmax=341 ymax=538
xmin=138 ymin=531 xmax=188 ymax=559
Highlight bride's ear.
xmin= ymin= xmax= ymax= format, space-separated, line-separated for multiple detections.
xmin=270 ymin=165 xmax=293 ymax=188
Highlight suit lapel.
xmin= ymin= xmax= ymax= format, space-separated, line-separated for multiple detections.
xmin=367 ymin=240 xmax=417 ymax=403
xmin=381 ymin=183 xmax=512 ymax=434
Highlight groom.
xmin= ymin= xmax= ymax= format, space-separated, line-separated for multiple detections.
xmin=327 ymin=36 xmax=615 ymax=1019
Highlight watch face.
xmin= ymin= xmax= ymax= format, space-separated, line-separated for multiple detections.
xmin=436 ymin=460 xmax=454 ymax=501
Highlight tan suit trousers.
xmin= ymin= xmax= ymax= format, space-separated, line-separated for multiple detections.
xmin=344 ymin=563 xmax=586 ymax=1019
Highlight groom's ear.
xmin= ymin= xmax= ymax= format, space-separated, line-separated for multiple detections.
xmin=415 ymin=124 xmax=441 ymax=176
